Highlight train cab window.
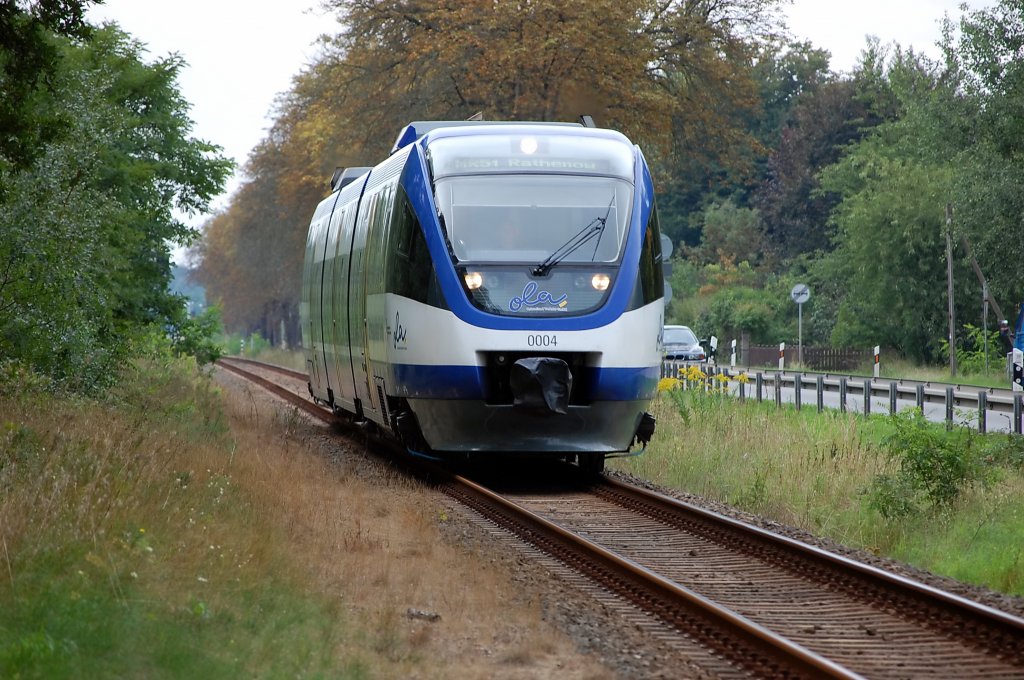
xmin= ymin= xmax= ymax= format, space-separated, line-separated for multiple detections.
xmin=426 ymin=132 xmax=637 ymax=317
xmin=434 ymin=176 xmax=632 ymax=265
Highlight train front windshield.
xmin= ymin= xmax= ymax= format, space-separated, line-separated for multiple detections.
xmin=429 ymin=134 xmax=635 ymax=266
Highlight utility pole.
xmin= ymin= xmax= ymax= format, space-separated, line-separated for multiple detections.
xmin=984 ymin=282 xmax=989 ymax=372
xmin=960 ymin=234 xmax=1006 ymax=322
xmin=946 ymin=204 xmax=957 ymax=377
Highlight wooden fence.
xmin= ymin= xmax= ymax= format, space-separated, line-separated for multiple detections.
xmin=742 ymin=345 xmax=871 ymax=372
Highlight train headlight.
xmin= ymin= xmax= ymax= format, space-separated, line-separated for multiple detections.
xmin=519 ymin=137 xmax=538 ymax=154
xmin=591 ymin=273 xmax=610 ymax=291
xmin=464 ymin=271 xmax=484 ymax=290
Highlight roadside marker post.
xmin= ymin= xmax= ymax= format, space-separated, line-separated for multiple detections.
xmin=1014 ymin=350 xmax=1023 ymax=434
xmin=873 ymin=346 xmax=880 ymax=379
xmin=778 ymin=342 xmax=785 ymax=372
xmin=1013 ymin=349 xmax=1023 ymax=392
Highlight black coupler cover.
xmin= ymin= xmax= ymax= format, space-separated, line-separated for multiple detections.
xmin=510 ymin=357 xmax=572 ymax=415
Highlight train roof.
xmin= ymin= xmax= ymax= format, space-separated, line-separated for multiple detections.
xmin=390 ymin=119 xmax=595 ymax=155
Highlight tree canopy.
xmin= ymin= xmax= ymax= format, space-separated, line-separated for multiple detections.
xmin=196 ymin=0 xmax=786 ymax=342
xmin=193 ymin=0 xmax=1023 ymax=370
xmin=0 ymin=6 xmax=232 ymax=390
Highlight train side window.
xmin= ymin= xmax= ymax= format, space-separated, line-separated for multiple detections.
xmin=387 ymin=186 xmax=445 ymax=309
xmin=638 ymin=202 xmax=664 ymax=304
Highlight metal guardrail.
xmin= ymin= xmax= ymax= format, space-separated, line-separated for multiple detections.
xmin=661 ymin=361 xmax=1024 ymax=435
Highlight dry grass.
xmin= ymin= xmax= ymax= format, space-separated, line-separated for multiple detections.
xmin=1 ymin=360 xmax=613 ymax=678
xmin=216 ymin=379 xmax=607 ymax=678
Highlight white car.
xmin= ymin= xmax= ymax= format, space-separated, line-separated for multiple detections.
xmin=662 ymin=325 xmax=706 ymax=362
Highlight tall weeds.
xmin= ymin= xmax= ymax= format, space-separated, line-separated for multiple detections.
xmin=1 ymin=356 xmax=610 ymax=678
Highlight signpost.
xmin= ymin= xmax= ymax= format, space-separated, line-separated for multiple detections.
xmin=790 ymin=283 xmax=810 ymax=366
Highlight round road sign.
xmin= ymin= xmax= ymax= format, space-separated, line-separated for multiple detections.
xmin=660 ymin=234 xmax=673 ymax=259
xmin=790 ymin=283 xmax=810 ymax=304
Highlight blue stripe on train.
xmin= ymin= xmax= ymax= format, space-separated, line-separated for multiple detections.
xmin=388 ymin=363 xmax=660 ymax=401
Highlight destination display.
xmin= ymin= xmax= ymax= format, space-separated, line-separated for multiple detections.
xmin=428 ymin=133 xmax=635 ymax=180
xmin=449 ymin=157 xmax=610 ymax=172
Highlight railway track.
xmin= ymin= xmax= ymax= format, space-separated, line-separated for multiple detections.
xmin=217 ymin=357 xmax=1024 ymax=678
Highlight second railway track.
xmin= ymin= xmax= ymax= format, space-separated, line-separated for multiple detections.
xmin=217 ymin=357 xmax=1024 ymax=678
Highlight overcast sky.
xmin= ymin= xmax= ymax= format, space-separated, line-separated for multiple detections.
xmin=86 ymin=0 xmax=986 ymax=236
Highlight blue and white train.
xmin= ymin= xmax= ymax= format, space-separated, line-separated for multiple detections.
xmin=300 ymin=119 xmax=666 ymax=472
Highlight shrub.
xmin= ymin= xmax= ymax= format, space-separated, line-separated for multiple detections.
xmin=866 ymin=409 xmax=999 ymax=519
xmin=938 ymin=323 xmax=1005 ymax=376
xmin=169 ymin=306 xmax=224 ymax=365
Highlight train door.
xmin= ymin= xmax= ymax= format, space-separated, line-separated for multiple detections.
xmin=302 ymin=200 xmax=334 ymax=402
xmin=348 ymin=191 xmax=378 ymax=421
xmin=331 ymin=203 xmax=360 ymax=408
xmin=321 ymin=203 xmax=348 ymax=409
xmin=364 ymin=183 xmax=395 ymax=402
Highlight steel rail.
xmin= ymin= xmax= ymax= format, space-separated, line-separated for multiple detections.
xmin=445 ymin=473 xmax=864 ymax=679
xmin=216 ymin=357 xmax=860 ymax=676
xmin=218 ymin=356 xmax=308 ymax=381
xmin=216 ymin=358 xmax=330 ymax=422
xmin=597 ymin=476 xmax=1024 ymax=656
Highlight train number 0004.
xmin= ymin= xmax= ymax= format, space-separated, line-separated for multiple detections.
xmin=527 ymin=334 xmax=558 ymax=347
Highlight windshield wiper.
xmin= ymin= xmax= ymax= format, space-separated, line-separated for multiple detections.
xmin=532 ymin=196 xmax=615 ymax=277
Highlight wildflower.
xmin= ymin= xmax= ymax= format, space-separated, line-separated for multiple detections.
xmin=657 ymin=377 xmax=681 ymax=392
xmin=681 ymin=365 xmax=706 ymax=382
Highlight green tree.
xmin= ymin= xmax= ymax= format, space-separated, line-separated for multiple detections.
xmin=816 ymin=5 xmax=1024 ymax=362
xmin=749 ymin=40 xmax=832 ymax=150
xmin=945 ymin=0 xmax=1024 ymax=315
xmin=696 ymin=270 xmax=794 ymax=344
xmin=754 ymin=39 xmax=901 ymax=263
xmin=0 ymin=18 xmax=231 ymax=390
xmin=691 ymin=199 xmax=765 ymax=266
xmin=0 ymin=0 xmax=96 ymax=172
xmin=821 ymin=151 xmax=953 ymax=360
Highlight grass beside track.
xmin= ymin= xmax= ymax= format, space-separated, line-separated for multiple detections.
xmin=0 ymin=359 xmax=361 ymax=678
xmin=612 ymin=382 xmax=1024 ymax=596
xmin=0 ymin=356 xmax=608 ymax=679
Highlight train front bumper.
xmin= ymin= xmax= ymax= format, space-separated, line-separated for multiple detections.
xmin=407 ymin=398 xmax=652 ymax=454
